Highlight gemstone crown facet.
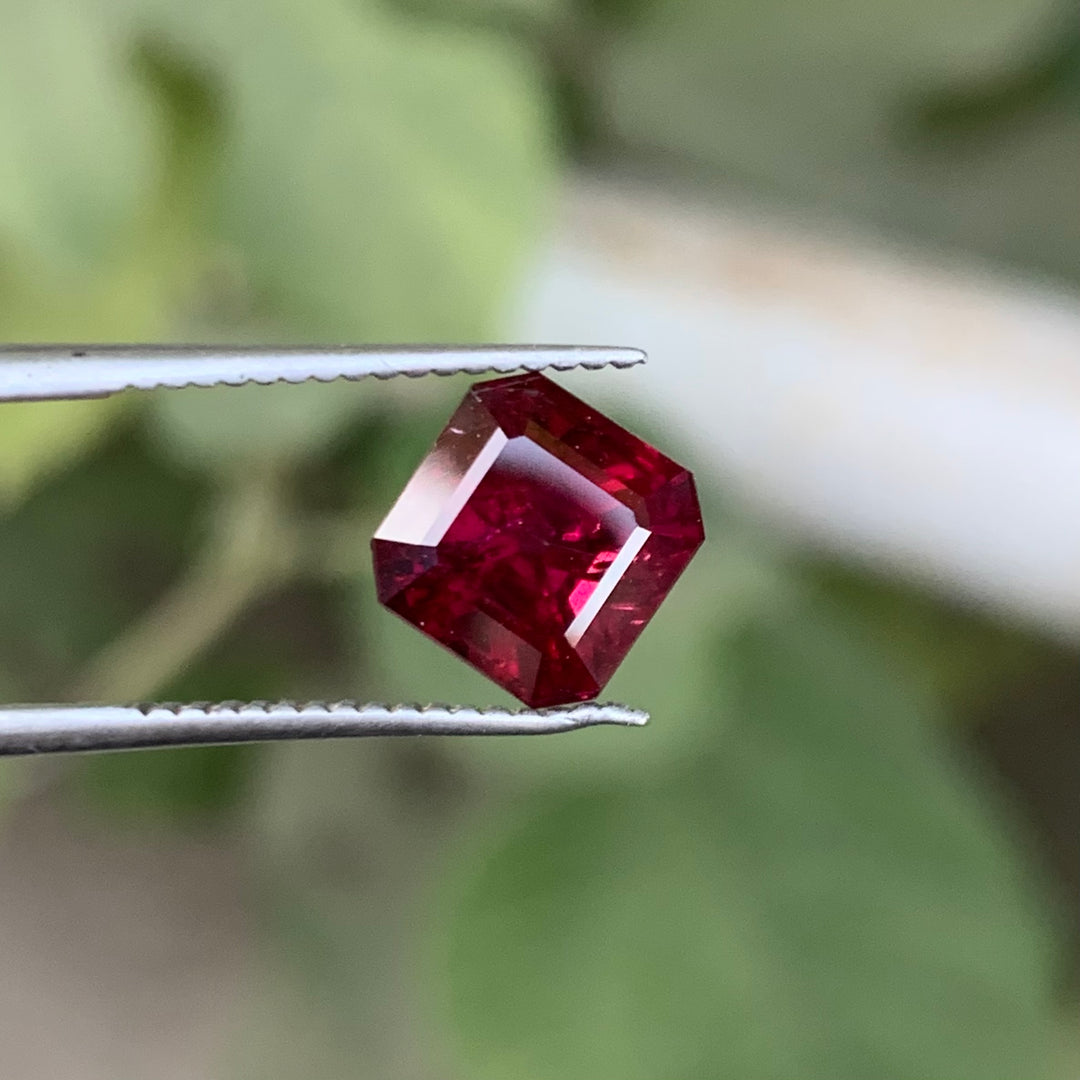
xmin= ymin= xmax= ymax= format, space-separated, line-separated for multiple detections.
xmin=371 ymin=373 xmax=705 ymax=708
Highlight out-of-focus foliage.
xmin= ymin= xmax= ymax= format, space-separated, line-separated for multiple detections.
xmin=0 ymin=0 xmax=553 ymax=943
xmin=0 ymin=400 xmax=121 ymax=508
xmin=0 ymin=0 xmax=1075 ymax=1077
xmin=444 ymin=600 xmax=1060 ymax=1080
xmin=0 ymin=423 xmax=206 ymax=695
xmin=0 ymin=0 xmax=552 ymax=471
xmin=402 ymin=0 xmax=1080 ymax=281
xmin=133 ymin=0 xmax=550 ymax=343
xmin=0 ymin=2 xmax=154 ymax=271
xmin=593 ymin=0 xmax=1080 ymax=281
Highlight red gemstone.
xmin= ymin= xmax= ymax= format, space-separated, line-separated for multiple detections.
xmin=371 ymin=373 xmax=705 ymax=708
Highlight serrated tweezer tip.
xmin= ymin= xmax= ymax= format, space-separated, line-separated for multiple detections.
xmin=0 ymin=701 xmax=649 ymax=755
xmin=0 ymin=344 xmax=647 ymax=401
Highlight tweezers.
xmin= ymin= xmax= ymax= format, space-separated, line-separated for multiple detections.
xmin=0 ymin=344 xmax=649 ymax=755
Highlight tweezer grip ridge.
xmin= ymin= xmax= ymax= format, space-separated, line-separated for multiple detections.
xmin=0 ymin=345 xmax=646 ymax=402
xmin=0 ymin=701 xmax=649 ymax=755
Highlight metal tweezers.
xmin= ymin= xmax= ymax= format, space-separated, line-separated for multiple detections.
xmin=0 ymin=344 xmax=649 ymax=755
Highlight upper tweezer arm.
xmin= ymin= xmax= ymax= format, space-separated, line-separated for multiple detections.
xmin=0 ymin=344 xmax=650 ymax=753
xmin=0 ymin=344 xmax=646 ymax=402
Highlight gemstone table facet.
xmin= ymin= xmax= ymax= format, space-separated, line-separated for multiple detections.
xmin=371 ymin=373 xmax=705 ymax=708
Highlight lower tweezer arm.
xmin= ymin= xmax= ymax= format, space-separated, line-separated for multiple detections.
xmin=0 ymin=702 xmax=648 ymax=755
xmin=0 ymin=344 xmax=650 ymax=749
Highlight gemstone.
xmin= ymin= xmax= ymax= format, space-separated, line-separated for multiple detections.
xmin=371 ymin=373 xmax=705 ymax=708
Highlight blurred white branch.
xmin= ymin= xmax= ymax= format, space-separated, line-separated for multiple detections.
xmin=518 ymin=176 xmax=1080 ymax=634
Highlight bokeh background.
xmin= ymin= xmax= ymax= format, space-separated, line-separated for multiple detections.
xmin=0 ymin=1 xmax=1077 ymax=1077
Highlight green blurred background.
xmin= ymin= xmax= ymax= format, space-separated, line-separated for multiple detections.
xmin=0 ymin=0 xmax=1077 ymax=1077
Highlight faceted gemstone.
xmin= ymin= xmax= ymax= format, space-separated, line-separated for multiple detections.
xmin=371 ymin=373 xmax=705 ymax=708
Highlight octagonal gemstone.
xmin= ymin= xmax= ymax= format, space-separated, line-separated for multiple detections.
xmin=371 ymin=373 xmax=705 ymax=708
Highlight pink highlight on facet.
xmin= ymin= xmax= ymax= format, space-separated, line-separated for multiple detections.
xmin=567 ymin=579 xmax=597 ymax=617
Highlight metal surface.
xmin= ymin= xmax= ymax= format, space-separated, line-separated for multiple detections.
xmin=0 ymin=701 xmax=649 ymax=755
xmin=0 ymin=343 xmax=645 ymax=402
xmin=1 ymin=342 xmax=651 ymax=746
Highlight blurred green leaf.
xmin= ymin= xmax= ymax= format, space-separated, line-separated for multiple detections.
xmin=0 ymin=420 xmax=207 ymax=698
xmin=908 ymin=17 xmax=1080 ymax=140
xmin=138 ymin=0 xmax=552 ymax=465
xmin=290 ymin=398 xmax=450 ymax=516
xmin=442 ymin=599 xmax=1061 ymax=1080
xmin=0 ymin=6 xmax=227 ymax=343
xmin=233 ymin=730 xmax=473 ymax=1079
xmin=0 ymin=1 xmax=154 ymax=271
xmin=392 ymin=0 xmax=572 ymax=25
xmin=595 ymin=0 xmax=1080 ymax=282
xmin=231 ymin=0 xmax=551 ymax=322
xmin=807 ymin=560 xmax=1070 ymax=716
xmin=0 ymin=399 xmax=122 ymax=508
xmin=76 ymin=744 xmax=252 ymax=824
xmin=151 ymin=381 xmax=378 ymax=469
xmin=599 ymin=0 xmax=1066 ymax=160
xmin=574 ymin=0 xmax=653 ymax=31
xmin=76 ymin=578 xmax=352 ymax=826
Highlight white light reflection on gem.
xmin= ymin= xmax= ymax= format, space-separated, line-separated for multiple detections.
xmin=420 ymin=429 xmax=509 ymax=546
xmin=374 ymin=427 xmax=509 ymax=546
xmin=565 ymin=525 xmax=651 ymax=647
